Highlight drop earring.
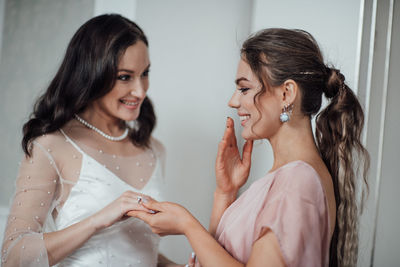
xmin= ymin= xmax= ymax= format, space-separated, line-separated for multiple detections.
xmin=279 ymin=104 xmax=293 ymax=123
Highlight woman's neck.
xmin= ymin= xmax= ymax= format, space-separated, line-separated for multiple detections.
xmin=78 ymin=106 xmax=124 ymax=136
xmin=268 ymin=116 xmax=320 ymax=172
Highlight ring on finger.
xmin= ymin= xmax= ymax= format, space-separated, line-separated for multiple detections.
xmin=137 ymin=196 xmax=142 ymax=204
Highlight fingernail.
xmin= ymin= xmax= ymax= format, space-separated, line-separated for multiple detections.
xmin=149 ymin=209 xmax=157 ymax=214
xmin=191 ymin=252 xmax=196 ymax=258
xmin=142 ymin=197 xmax=149 ymax=204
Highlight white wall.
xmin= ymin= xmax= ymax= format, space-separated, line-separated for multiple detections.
xmin=0 ymin=0 xmax=5 ymax=62
xmin=0 ymin=206 xmax=8 ymax=244
xmin=94 ymin=0 xmax=136 ymax=21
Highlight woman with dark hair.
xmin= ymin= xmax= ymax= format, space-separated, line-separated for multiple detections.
xmin=1 ymin=14 xmax=177 ymax=266
xmin=128 ymin=28 xmax=369 ymax=267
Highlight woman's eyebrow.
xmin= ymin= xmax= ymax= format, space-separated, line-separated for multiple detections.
xmin=118 ymin=64 xmax=150 ymax=74
xmin=118 ymin=69 xmax=134 ymax=73
xmin=235 ymin=77 xmax=249 ymax=85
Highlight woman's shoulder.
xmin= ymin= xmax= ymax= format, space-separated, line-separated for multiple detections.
xmin=273 ymin=160 xmax=325 ymax=202
xmin=33 ymin=130 xmax=65 ymax=147
xmin=275 ymin=160 xmax=319 ymax=178
xmin=150 ymin=137 xmax=165 ymax=156
xmin=30 ymin=130 xmax=71 ymax=157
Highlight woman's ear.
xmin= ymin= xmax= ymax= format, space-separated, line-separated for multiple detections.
xmin=281 ymin=79 xmax=298 ymax=106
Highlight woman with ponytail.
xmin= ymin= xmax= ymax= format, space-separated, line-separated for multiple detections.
xmin=128 ymin=28 xmax=369 ymax=267
xmin=1 ymin=14 xmax=177 ymax=266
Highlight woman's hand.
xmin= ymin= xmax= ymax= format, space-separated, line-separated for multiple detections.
xmin=90 ymin=190 xmax=154 ymax=231
xmin=215 ymin=117 xmax=253 ymax=196
xmin=127 ymin=199 xmax=198 ymax=236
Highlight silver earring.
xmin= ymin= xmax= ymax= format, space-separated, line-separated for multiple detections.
xmin=279 ymin=104 xmax=293 ymax=123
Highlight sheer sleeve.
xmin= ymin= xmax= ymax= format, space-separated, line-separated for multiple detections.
xmin=1 ymin=140 xmax=60 ymax=267
xmin=254 ymin=163 xmax=330 ymax=267
xmin=151 ymin=137 xmax=166 ymax=179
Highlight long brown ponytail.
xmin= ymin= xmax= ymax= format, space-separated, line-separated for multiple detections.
xmin=316 ymin=68 xmax=369 ymax=266
xmin=241 ymin=28 xmax=369 ymax=266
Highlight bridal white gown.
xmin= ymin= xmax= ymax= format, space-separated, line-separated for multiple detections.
xmin=1 ymin=125 xmax=166 ymax=267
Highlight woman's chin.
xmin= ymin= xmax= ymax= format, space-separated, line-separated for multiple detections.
xmin=241 ymin=128 xmax=265 ymax=141
xmin=241 ymin=130 xmax=255 ymax=141
xmin=116 ymin=112 xmax=140 ymax=122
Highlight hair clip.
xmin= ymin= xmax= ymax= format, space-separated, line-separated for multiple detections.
xmin=299 ymin=71 xmax=315 ymax=75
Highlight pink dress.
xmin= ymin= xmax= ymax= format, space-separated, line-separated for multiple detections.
xmin=215 ymin=161 xmax=330 ymax=267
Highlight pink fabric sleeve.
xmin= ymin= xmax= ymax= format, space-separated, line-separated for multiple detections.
xmin=255 ymin=164 xmax=329 ymax=267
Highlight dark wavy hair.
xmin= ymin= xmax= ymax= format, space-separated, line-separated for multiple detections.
xmin=241 ymin=28 xmax=369 ymax=267
xmin=22 ymin=14 xmax=156 ymax=156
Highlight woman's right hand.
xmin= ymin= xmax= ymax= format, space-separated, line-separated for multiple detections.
xmin=215 ymin=117 xmax=253 ymax=196
xmin=90 ymin=190 xmax=154 ymax=231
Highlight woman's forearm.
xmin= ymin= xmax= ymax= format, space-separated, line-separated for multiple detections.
xmin=209 ymin=190 xmax=237 ymax=236
xmin=186 ymin=217 xmax=243 ymax=267
xmin=43 ymin=215 xmax=99 ymax=265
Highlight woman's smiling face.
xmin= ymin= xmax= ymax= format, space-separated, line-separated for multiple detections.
xmin=229 ymin=58 xmax=283 ymax=140
xmin=93 ymin=41 xmax=150 ymax=122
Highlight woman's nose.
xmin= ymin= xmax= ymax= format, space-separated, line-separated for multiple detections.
xmin=228 ymin=90 xmax=240 ymax=108
xmin=130 ymin=81 xmax=146 ymax=99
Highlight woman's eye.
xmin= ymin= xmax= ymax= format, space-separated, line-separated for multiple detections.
xmin=117 ymin=74 xmax=131 ymax=81
xmin=141 ymin=70 xmax=150 ymax=78
xmin=238 ymin=87 xmax=250 ymax=94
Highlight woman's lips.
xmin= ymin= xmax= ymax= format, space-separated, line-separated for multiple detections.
xmin=120 ymin=99 xmax=139 ymax=109
xmin=239 ymin=115 xmax=250 ymax=126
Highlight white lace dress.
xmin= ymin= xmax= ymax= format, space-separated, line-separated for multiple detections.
xmin=1 ymin=126 xmax=166 ymax=267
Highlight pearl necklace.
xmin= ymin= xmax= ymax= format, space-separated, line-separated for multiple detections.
xmin=74 ymin=114 xmax=129 ymax=141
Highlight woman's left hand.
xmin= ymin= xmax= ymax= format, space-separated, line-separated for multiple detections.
xmin=215 ymin=117 xmax=253 ymax=195
xmin=127 ymin=199 xmax=197 ymax=236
